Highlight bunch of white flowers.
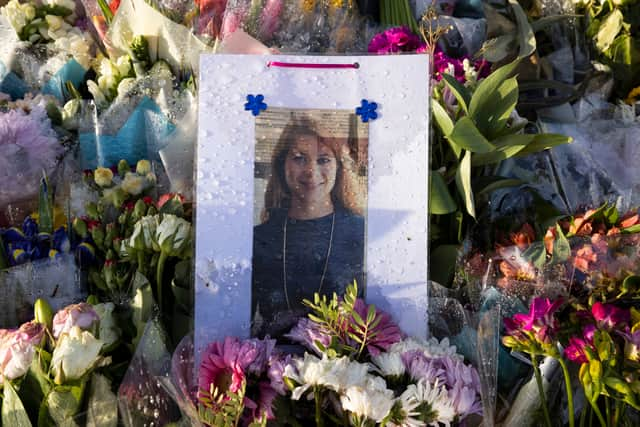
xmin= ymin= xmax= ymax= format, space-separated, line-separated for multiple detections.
xmin=87 ymin=56 xmax=134 ymax=108
xmin=1 ymin=0 xmax=35 ymax=35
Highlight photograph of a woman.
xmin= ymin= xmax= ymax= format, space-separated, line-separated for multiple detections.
xmin=251 ymin=110 xmax=368 ymax=338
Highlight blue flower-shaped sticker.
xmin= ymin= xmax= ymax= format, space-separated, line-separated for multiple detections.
xmin=244 ymin=94 xmax=267 ymax=116
xmin=356 ymin=99 xmax=378 ymax=123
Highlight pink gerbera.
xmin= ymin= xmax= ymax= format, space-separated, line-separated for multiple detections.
xmin=198 ymin=337 xmax=260 ymax=398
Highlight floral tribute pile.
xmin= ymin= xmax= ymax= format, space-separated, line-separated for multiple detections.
xmin=192 ymin=283 xmax=482 ymax=427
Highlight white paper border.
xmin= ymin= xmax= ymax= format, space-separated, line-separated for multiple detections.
xmin=195 ymin=54 xmax=430 ymax=355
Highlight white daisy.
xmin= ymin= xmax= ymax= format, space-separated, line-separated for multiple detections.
xmin=341 ymin=382 xmax=395 ymax=424
xmin=401 ymin=379 xmax=456 ymax=427
xmin=372 ymin=351 xmax=406 ymax=378
xmin=389 ymin=337 xmax=462 ymax=361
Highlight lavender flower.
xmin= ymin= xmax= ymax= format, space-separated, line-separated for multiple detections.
xmin=401 ymin=350 xmax=445 ymax=383
xmin=285 ymin=318 xmax=331 ymax=355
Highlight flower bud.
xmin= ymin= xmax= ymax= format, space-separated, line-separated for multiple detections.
xmin=133 ymin=198 xmax=147 ymax=219
xmin=73 ymin=218 xmax=88 ymax=238
xmin=117 ymin=159 xmax=130 ymax=178
xmin=86 ymin=202 xmax=99 ymax=220
xmin=121 ymin=172 xmax=146 ymax=196
xmin=34 ymin=298 xmax=54 ymax=331
xmin=135 ymin=159 xmax=151 ymax=175
xmin=94 ymin=167 xmax=114 ymax=188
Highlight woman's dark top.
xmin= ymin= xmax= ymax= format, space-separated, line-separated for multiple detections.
xmin=251 ymin=207 xmax=365 ymax=338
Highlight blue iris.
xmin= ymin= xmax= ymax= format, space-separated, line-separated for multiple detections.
xmin=355 ymin=99 xmax=378 ymax=123
xmin=244 ymin=94 xmax=267 ymax=116
xmin=1 ymin=216 xmax=70 ymax=266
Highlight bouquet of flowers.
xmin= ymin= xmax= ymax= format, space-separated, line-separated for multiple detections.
xmin=70 ymin=159 xmax=193 ymax=343
xmin=0 ymin=95 xmax=68 ymax=222
xmin=0 ymin=0 xmax=93 ymax=99
xmin=186 ymin=283 xmax=483 ymax=426
xmin=0 ymin=298 xmax=119 ymax=425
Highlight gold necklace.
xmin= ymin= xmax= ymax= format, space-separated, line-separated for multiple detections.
xmin=282 ymin=211 xmax=336 ymax=310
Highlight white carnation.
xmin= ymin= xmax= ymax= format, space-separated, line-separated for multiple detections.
xmin=341 ymin=382 xmax=395 ymax=423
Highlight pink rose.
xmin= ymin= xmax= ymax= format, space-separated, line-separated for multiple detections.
xmin=0 ymin=322 xmax=44 ymax=382
xmin=52 ymin=303 xmax=99 ymax=339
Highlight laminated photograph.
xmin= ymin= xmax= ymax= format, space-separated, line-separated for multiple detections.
xmin=195 ymin=54 xmax=430 ymax=354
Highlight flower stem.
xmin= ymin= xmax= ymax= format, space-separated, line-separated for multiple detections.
xmin=531 ymin=355 xmax=553 ymax=427
xmin=558 ymin=358 xmax=575 ymax=427
xmin=156 ymin=251 xmax=168 ymax=311
xmin=588 ymin=398 xmax=607 ymax=427
xmin=314 ymin=386 xmax=323 ymax=427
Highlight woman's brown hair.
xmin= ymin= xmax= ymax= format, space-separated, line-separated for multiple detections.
xmin=261 ymin=113 xmax=365 ymax=222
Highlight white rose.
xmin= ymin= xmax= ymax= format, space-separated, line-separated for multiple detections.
xmin=51 ymin=327 xmax=103 ymax=384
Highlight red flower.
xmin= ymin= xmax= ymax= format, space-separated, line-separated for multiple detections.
xmin=109 ymin=0 xmax=120 ymax=14
xmin=142 ymin=196 xmax=154 ymax=205
xmin=157 ymin=193 xmax=185 ymax=209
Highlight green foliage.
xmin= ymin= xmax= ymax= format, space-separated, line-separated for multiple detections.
xmin=2 ymin=382 xmax=32 ymax=427
xmin=302 ymin=281 xmax=383 ymax=360
xmin=430 ymin=57 xmax=572 ymax=279
xmin=579 ymin=0 xmax=640 ymax=97
xmin=198 ymin=381 xmax=256 ymax=427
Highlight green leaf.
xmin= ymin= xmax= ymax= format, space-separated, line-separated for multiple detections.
xmin=596 ymin=9 xmax=623 ymax=52
xmin=96 ymin=0 xmax=113 ymax=24
xmin=19 ymin=355 xmax=52 ymax=425
xmin=441 ymin=74 xmax=471 ymax=114
xmin=431 ymin=101 xmax=455 ymax=140
xmin=479 ymin=34 xmax=517 ymax=63
xmin=621 ymin=224 xmax=640 ymax=234
xmin=86 ymin=374 xmax=118 ymax=427
xmin=474 ymin=177 xmax=524 ymax=197
xmin=522 ymin=242 xmax=547 ymax=270
xmin=429 ymin=244 xmax=460 ymax=285
xmin=38 ymin=173 xmax=53 ymax=235
xmin=47 ymin=383 xmax=85 ymax=426
xmin=531 ymin=15 xmax=580 ymax=32
xmin=455 ymin=151 xmax=475 ymax=219
xmin=550 ymin=224 xmax=571 ymax=264
xmin=471 ymin=145 xmax=527 ymax=166
xmin=604 ymin=204 xmax=619 ymax=227
xmin=366 ymin=304 xmax=376 ymax=324
xmin=352 ymin=310 xmax=365 ymax=327
xmin=429 ymin=171 xmax=457 ymax=215
xmin=447 ymin=117 xmax=495 ymax=153
xmin=508 ymin=0 xmax=536 ymax=58
xmin=514 ymin=133 xmax=572 ymax=157
xmin=470 ymin=58 xmax=520 ymax=137
xmin=2 ymin=382 xmax=32 ymax=427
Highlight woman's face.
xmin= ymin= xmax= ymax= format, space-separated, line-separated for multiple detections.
xmin=284 ymin=134 xmax=337 ymax=208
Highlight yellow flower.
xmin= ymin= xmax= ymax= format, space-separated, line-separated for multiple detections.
xmin=625 ymin=86 xmax=640 ymax=105
xmin=136 ymin=159 xmax=151 ymax=175
xmin=94 ymin=167 xmax=113 ymax=187
xmin=301 ymin=0 xmax=315 ymax=13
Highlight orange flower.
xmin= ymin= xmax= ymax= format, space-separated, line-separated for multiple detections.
xmin=510 ymin=223 xmax=535 ymax=250
xmin=620 ymin=212 xmax=639 ymax=229
xmin=573 ymin=244 xmax=598 ymax=272
xmin=544 ymin=226 xmax=556 ymax=254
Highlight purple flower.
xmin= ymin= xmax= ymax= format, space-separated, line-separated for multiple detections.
xmin=199 ymin=337 xmax=260 ymax=397
xmin=285 ymin=318 xmax=331 ymax=355
xmin=401 ymin=350 xmax=445 ymax=383
xmin=591 ymin=302 xmax=630 ymax=331
xmin=351 ymin=299 xmax=403 ymax=356
xmin=512 ymin=298 xmax=563 ymax=332
xmin=245 ymin=338 xmax=276 ymax=376
xmin=368 ymin=26 xmax=426 ymax=54
xmin=267 ymin=352 xmax=292 ymax=395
